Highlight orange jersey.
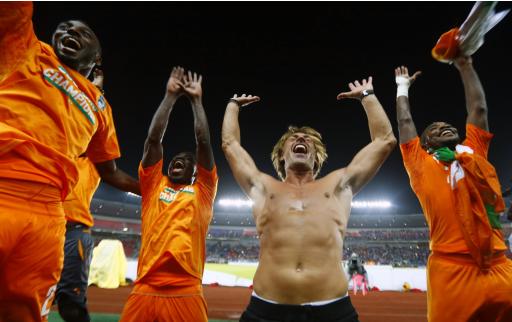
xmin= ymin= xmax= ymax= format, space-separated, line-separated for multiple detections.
xmin=400 ymin=124 xmax=507 ymax=253
xmin=137 ymin=160 xmax=218 ymax=288
xmin=62 ymin=157 xmax=100 ymax=227
xmin=0 ymin=2 xmax=120 ymax=198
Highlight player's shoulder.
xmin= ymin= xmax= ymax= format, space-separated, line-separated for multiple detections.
xmin=324 ymin=168 xmax=347 ymax=182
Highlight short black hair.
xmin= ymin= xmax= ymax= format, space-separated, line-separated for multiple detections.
xmin=420 ymin=123 xmax=437 ymax=151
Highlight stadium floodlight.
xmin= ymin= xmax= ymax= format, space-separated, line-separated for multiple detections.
xmin=218 ymin=198 xmax=254 ymax=208
xmin=351 ymin=200 xmax=392 ymax=209
xmin=218 ymin=198 xmax=391 ymax=209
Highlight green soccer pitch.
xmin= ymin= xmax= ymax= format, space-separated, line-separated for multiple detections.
xmin=48 ymin=312 xmax=233 ymax=322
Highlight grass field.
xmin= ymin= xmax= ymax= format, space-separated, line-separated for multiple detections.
xmin=205 ymin=263 xmax=257 ymax=280
xmin=48 ymin=312 xmax=232 ymax=322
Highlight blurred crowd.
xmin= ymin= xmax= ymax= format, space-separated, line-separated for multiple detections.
xmin=204 ymin=240 xmax=431 ymax=267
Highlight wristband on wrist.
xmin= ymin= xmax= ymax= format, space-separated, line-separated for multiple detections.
xmin=360 ymin=89 xmax=375 ymax=101
xmin=228 ymin=98 xmax=241 ymax=107
xmin=396 ymin=85 xmax=409 ymax=98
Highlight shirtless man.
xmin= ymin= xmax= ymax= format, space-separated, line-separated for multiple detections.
xmin=221 ymin=77 xmax=396 ymax=322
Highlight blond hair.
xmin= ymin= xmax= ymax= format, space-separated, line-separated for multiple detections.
xmin=271 ymin=126 xmax=327 ymax=180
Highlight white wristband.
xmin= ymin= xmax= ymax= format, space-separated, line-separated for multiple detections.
xmin=396 ymin=76 xmax=410 ymax=98
xmin=397 ymin=85 xmax=409 ymax=98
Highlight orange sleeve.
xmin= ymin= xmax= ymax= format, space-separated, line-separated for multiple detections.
xmin=463 ymin=124 xmax=493 ymax=159
xmin=138 ymin=159 xmax=164 ymax=198
xmin=86 ymin=99 xmax=121 ymax=163
xmin=399 ymin=137 xmax=428 ymax=185
xmin=0 ymin=2 xmax=37 ymax=81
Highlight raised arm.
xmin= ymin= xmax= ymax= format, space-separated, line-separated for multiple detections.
xmin=180 ymin=71 xmax=214 ymax=170
xmin=336 ymin=77 xmax=397 ymax=194
xmin=141 ymin=67 xmax=184 ymax=168
xmin=395 ymin=66 xmax=422 ymax=144
xmin=221 ymin=94 xmax=263 ymax=196
xmin=0 ymin=2 xmax=36 ymax=81
xmin=453 ymin=56 xmax=488 ymax=131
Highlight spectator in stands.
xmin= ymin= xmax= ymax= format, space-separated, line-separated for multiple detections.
xmin=222 ymin=75 xmax=396 ymax=322
xmin=396 ymin=59 xmax=512 ymax=321
xmin=120 ymin=67 xmax=217 ymax=322
xmin=1 ymin=4 xmax=139 ymax=321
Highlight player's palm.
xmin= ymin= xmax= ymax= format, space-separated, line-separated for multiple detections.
xmin=166 ymin=67 xmax=185 ymax=96
xmin=395 ymin=66 xmax=421 ymax=86
xmin=337 ymin=77 xmax=373 ymax=100
xmin=231 ymin=94 xmax=260 ymax=107
xmin=182 ymin=71 xmax=203 ymax=99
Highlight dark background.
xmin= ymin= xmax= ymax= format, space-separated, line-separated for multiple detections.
xmin=33 ymin=2 xmax=512 ymax=213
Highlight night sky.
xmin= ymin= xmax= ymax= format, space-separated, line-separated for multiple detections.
xmin=33 ymin=2 xmax=512 ymax=214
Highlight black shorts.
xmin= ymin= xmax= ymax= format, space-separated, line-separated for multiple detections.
xmin=55 ymin=222 xmax=94 ymax=313
xmin=240 ymin=295 xmax=359 ymax=322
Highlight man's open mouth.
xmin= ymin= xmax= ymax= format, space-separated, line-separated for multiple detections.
xmin=61 ymin=36 xmax=82 ymax=52
xmin=292 ymin=143 xmax=308 ymax=155
xmin=171 ymin=160 xmax=185 ymax=175
xmin=440 ymin=129 xmax=455 ymax=137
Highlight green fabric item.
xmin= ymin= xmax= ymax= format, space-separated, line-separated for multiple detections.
xmin=485 ymin=204 xmax=502 ymax=229
xmin=434 ymin=147 xmax=456 ymax=162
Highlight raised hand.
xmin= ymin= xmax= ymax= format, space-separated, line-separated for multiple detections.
xmin=166 ymin=66 xmax=185 ymax=97
xmin=229 ymin=94 xmax=260 ymax=107
xmin=395 ymin=66 xmax=421 ymax=88
xmin=181 ymin=70 xmax=203 ymax=100
xmin=337 ymin=77 xmax=373 ymax=101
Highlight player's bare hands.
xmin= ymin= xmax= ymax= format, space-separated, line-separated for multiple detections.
xmin=166 ymin=66 xmax=185 ymax=97
xmin=337 ymin=77 xmax=374 ymax=101
xmin=181 ymin=70 xmax=203 ymax=101
xmin=229 ymin=94 xmax=260 ymax=107
xmin=395 ymin=66 xmax=422 ymax=88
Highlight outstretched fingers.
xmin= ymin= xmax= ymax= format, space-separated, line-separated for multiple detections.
xmin=231 ymin=93 xmax=261 ymax=106
xmin=410 ymin=71 xmax=422 ymax=82
xmin=336 ymin=91 xmax=350 ymax=100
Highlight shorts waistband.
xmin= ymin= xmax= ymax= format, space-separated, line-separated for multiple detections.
xmin=246 ymin=294 xmax=357 ymax=321
xmin=132 ymin=282 xmax=203 ymax=297
xmin=251 ymin=291 xmax=348 ymax=306
xmin=66 ymin=221 xmax=91 ymax=231
xmin=431 ymin=251 xmax=508 ymax=266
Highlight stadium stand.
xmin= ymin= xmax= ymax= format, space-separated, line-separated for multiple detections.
xmin=88 ymin=198 xmax=512 ymax=266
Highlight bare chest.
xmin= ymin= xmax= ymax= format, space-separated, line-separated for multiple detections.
xmin=254 ymin=185 xmax=351 ymax=233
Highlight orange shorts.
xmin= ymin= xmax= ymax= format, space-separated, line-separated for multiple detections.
xmin=0 ymin=179 xmax=66 ymax=322
xmin=427 ymin=252 xmax=512 ymax=322
xmin=119 ymin=283 xmax=208 ymax=322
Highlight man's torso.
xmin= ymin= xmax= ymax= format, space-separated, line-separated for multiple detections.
xmin=252 ymin=171 xmax=351 ymax=304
